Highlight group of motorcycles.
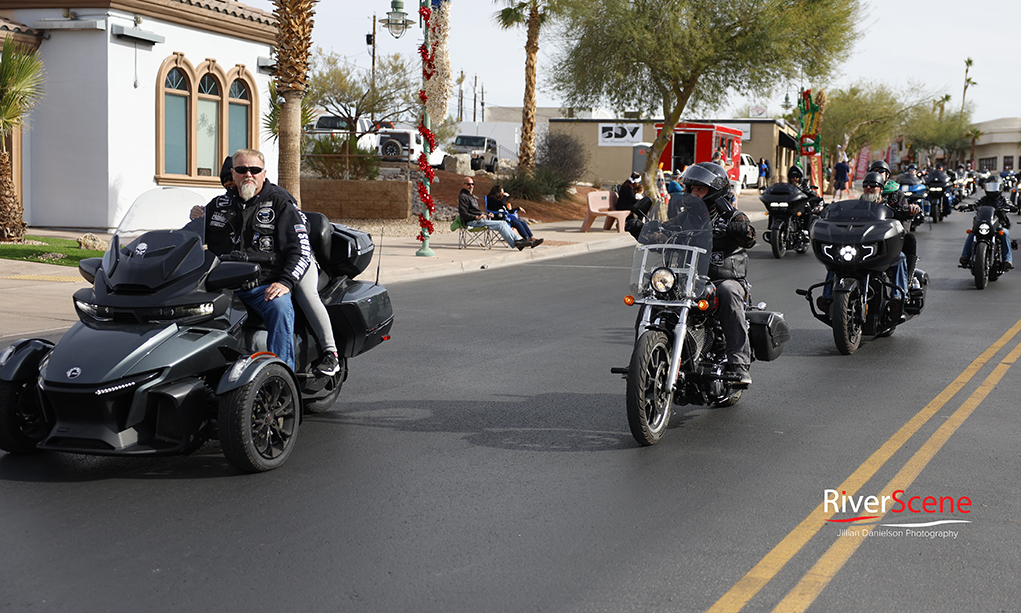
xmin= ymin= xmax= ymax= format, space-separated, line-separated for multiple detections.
xmin=612 ymin=163 xmax=1020 ymax=445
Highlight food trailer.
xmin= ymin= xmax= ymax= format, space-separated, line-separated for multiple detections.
xmin=654 ymin=122 xmax=744 ymax=183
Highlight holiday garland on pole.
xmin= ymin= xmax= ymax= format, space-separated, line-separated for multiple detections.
xmin=415 ymin=1 xmax=453 ymax=246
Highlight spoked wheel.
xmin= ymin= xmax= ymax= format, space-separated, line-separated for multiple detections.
xmin=0 ymin=379 xmax=49 ymax=454
xmin=973 ymin=241 xmax=989 ymax=289
xmin=831 ymin=290 xmax=863 ymax=355
xmin=626 ymin=331 xmax=673 ymax=445
xmin=219 ymin=363 xmax=300 ymax=473
xmin=770 ymin=222 xmax=788 ymax=259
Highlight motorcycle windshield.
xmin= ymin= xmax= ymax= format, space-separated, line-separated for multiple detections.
xmin=101 ymin=187 xmax=211 ymax=290
xmin=114 ymin=187 xmax=208 ymax=242
xmin=630 ymin=195 xmax=712 ymax=298
xmin=821 ymin=199 xmax=890 ymax=221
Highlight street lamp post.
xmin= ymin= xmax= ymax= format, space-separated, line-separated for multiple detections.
xmin=381 ymin=0 xmax=435 ymax=257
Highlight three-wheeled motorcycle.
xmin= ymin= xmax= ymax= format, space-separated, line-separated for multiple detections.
xmin=0 ymin=188 xmax=393 ymax=472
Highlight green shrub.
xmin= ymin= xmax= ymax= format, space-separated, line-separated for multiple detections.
xmin=505 ymin=166 xmax=572 ymax=201
xmin=303 ymin=135 xmax=379 ymax=180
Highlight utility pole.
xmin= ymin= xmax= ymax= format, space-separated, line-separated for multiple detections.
xmin=480 ymin=84 xmax=485 ymax=122
xmin=457 ymin=69 xmax=464 ymax=121
xmin=473 ymin=74 xmax=477 ymax=122
xmin=368 ymin=15 xmax=377 ymax=124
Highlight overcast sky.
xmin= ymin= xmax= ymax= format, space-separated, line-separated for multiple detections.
xmin=244 ymin=0 xmax=1018 ymax=124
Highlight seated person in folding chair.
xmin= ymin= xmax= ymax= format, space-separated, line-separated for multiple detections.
xmin=485 ymin=185 xmax=543 ymax=248
xmin=458 ymin=177 xmax=530 ymax=251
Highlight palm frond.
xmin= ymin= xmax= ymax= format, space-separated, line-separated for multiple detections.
xmin=0 ymin=38 xmax=45 ymax=139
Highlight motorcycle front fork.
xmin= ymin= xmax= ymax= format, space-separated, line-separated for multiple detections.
xmin=637 ymin=304 xmax=690 ymax=394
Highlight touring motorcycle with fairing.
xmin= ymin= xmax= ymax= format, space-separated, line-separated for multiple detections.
xmin=760 ymin=182 xmax=822 ymax=259
xmin=0 ymin=188 xmax=393 ymax=472
xmin=797 ymin=198 xmax=927 ymax=354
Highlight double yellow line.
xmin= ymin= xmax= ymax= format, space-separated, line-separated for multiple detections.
xmin=707 ymin=317 xmax=1021 ymax=613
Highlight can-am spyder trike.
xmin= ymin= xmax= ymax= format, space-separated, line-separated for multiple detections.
xmin=611 ymin=195 xmax=790 ymax=445
xmin=0 ymin=188 xmax=393 ymax=473
xmin=796 ymin=198 xmax=927 ymax=355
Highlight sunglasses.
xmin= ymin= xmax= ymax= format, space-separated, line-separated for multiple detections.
xmin=463 ymin=182 xmax=474 ymax=186
xmin=863 ymin=183 xmax=882 ymax=189
xmin=233 ymin=166 xmax=264 ymax=175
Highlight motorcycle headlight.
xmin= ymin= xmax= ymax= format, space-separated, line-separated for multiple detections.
xmin=136 ymin=303 xmax=215 ymax=323
xmin=75 ymin=300 xmax=114 ymax=321
xmin=769 ymin=202 xmax=789 ymax=209
xmin=929 ymin=187 xmax=942 ymax=192
xmin=650 ymin=267 xmax=676 ymax=293
xmin=901 ymin=185 xmax=911 ymax=192
xmin=839 ymin=245 xmax=858 ymax=261
xmin=978 ymin=223 xmax=992 ymax=235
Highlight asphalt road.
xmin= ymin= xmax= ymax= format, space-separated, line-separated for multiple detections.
xmin=2 ymin=204 xmax=1020 ymax=612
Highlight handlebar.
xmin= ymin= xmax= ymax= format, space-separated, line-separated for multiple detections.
xmin=220 ymin=251 xmax=277 ymax=265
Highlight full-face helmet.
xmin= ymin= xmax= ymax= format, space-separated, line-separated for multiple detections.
xmin=787 ymin=165 xmax=804 ymax=183
xmin=681 ymin=162 xmax=731 ymax=205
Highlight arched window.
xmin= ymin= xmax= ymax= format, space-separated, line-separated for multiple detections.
xmin=228 ymin=79 xmax=251 ymax=156
xmin=163 ymin=67 xmax=189 ymax=175
xmin=197 ymin=74 xmax=221 ymax=177
xmin=155 ymin=55 xmax=260 ymax=186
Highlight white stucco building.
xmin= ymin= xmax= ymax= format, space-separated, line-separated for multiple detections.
xmin=0 ymin=0 xmax=277 ymax=231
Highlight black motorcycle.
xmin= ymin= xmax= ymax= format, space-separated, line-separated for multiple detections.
xmin=760 ymin=183 xmax=821 ymax=259
xmin=0 ymin=189 xmax=393 ymax=472
xmin=797 ymin=198 xmax=927 ymax=355
xmin=611 ymin=196 xmax=790 ymax=445
xmin=924 ymin=171 xmax=952 ymax=221
xmin=962 ymin=204 xmax=1017 ymax=289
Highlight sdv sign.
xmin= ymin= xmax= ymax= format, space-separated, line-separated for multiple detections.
xmin=598 ymin=123 xmax=643 ymax=147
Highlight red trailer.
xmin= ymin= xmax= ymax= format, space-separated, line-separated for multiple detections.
xmin=654 ymin=122 xmax=744 ymax=183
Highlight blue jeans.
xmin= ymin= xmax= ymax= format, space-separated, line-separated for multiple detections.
xmin=507 ymin=214 xmax=533 ymax=239
xmin=962 ymin=229 xmax=1012 ymax=264
xmin=237 ymin=285 xmax=295 ymax=370
xmin=468 ymin=219 xmax=518 ymax=247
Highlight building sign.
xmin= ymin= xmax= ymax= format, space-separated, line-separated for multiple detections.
xmin=599 ymin=123 xmax=643 ymax=147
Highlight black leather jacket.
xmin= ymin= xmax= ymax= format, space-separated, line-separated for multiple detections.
xmin=204 ymin=181 xmax=312 ymax=290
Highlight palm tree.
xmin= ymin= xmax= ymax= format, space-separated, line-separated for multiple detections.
xmin=271 ymin=0 xmax=318 ymax=206
xmin=961 ymin=58 xmax=976 ymax=115
xmin=0 ymin=37 xmax=44 ymax=241
xmin=935 ymin=94 xmax=951 ymax=121
xmin=494 ymin=1 xmax=568 ymax=172
xmin=964 ymin=127 xmax=983 ymax=168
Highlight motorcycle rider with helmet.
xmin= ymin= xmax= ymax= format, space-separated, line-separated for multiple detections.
xmin=682 ymin=163 xmax=757 ymax=387
xmin=869 ymin=160 xmax=922 ymax=279
xmin=960 ymin=178 xmax=1014 ymax=269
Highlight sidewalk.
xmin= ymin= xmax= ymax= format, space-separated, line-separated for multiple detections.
xmin=0 ymin=202 xmax=767 ymax=339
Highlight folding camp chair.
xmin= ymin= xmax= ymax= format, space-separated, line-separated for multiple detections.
xmin=451 ymin=217 xmax=500 ymax=249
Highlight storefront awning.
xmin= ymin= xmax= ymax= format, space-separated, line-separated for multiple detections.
xmin=778 ymin=130 xmax=798 ymax=150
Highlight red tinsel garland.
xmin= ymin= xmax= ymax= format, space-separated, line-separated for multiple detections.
xmin=415 ymin=3 xmax=442 ymax=243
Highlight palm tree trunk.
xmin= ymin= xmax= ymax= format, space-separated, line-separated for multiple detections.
xmin=517 ymin=5 xmax=541 ymax=172
xmin=278 ymin=90 xmax=303 ymax=206
xmin=0 ymin=150 xmax=26 ymax=241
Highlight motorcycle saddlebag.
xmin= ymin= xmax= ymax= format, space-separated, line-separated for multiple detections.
xmin=747 ymin=310 xmax=791 ymax=361
xmin=323 ymin=223 xmax=376 ymax=279
xmin=324 ymin=280 xmax=394 ymax=358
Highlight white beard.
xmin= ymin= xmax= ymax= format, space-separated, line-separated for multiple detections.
xmin=862 ymin=191 xmax=882 ymax=203
xmin=239 ymin=181 xmax=258 ymax=201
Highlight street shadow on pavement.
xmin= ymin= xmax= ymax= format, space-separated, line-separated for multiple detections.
xmin=306 ymin=392 xmax=711 ymax=453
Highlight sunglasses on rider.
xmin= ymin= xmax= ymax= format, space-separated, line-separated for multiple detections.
xmin=863 ymin=182 xmax=882 ymax=189
xmin=233 ymin=166 xmax=264 ymax=175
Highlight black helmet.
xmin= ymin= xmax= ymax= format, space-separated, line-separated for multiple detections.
xmin=862 ymin=172 xmax=885 ymax=189
xmin=681 ymin=162 xmax=730 ymax=205
xmin=907 ymin=163 xmax=918 ymax=171
xmin=787 ymin=165 xmax=803 ymax=182
xmin=869 ymin=160 xmax=891 ymax=176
